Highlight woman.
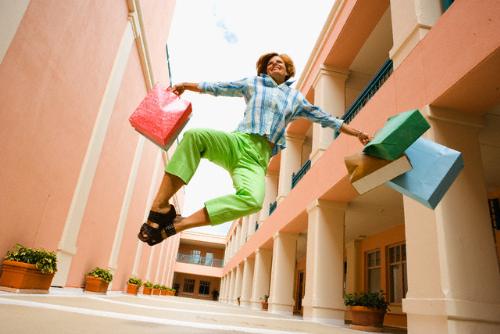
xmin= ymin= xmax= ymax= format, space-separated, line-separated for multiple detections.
xmin=138 ymin=52 xmax=370 ymax=246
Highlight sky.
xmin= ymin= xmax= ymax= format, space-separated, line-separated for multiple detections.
xmin=167 ymin=0 xmax=334 ymax=235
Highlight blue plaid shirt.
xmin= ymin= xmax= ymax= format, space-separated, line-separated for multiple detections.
xmin=198 ymin=74 xmax=344 ymax=156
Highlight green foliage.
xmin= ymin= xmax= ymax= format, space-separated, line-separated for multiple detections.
xmin=344 ymin=291 xmax=390 ymax=311
xmin=143 ymin=281 xmax=153 ymax=288
xmin=87 ymin=267 xmax=113 ymax=283
xmin=153 ymin=284 xmax=161 ymax=289
xmin=260 ymin=294 xmax=269 ymax=302
xmin=159 ymin=285 xmax=167 ymax=290
xmin=128 ymin=277 xmax=142 ymax=286
xmin=5 ymin=244 xmax=58 ymax=274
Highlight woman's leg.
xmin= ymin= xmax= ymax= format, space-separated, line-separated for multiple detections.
xmin=150 ymin=172 xmax=184 ymax=214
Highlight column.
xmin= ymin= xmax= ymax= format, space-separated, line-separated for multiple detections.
xmin=246 ymin=215 xmax=256 ymax=240
xmin=240 ymin=217 xmax=249 ymax=247
xmin=277 ymin=134 xmax=305 ymax=203
xmin=228 ymin=269 xmax=236 ymax=304
xmin=345 ymin=240 xmax=361 ymax=294
xmin=389 ymin=0 xmax=442 ymax=68
xmin=250 ymin=248 xmax=273 ymax=310
xmin=234 ymin=262 xmax=244 ymax=305
xmin=310 ymin=65 xmax=348 ymax=164
xmin=302 ymin=200 xmax=347 ymax=325
xmin=260 ymin=172 xmax=279 ymax=222
xmin=221 ymin=274 xmax=228 ymax=303
xmin=240 ymin=257 xmax=255 ymax=307
xmin=402 ymin=106 xmax=500 ymax=333
xmin=219 ymin=276 xmax=226 ymax=302
xmin=269 ymin=232 xmax=298 ymax=315
xmin=234 ymin=224 xmax=241 ymax=254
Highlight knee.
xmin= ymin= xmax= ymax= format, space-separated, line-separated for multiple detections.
xmin=239 ymin=189 xmax=264 ymax=213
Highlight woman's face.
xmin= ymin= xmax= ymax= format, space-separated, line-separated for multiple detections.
xmin=266 ymin=55 xmax=288 ymax=84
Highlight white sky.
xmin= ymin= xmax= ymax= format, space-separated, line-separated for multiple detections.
xmin=167 ymin=0 xmax=334 ymax=235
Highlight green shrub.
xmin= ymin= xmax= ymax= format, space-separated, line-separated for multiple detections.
xmin=128 ymin=277 xmax=142 ymax=286
xmin=344 ymin=291 xmax=389 ymax=311
xmin=5 ymin=244 xmax=58 ymax=274
xmin=153 ymin=284 xmax=161 ymax=289
xmin=87 ymin=267 xmax=113 ymax=283
xmin=159 ymin=285 xmax=167 ymax=290
xmin=143 ymin=281 xmax=153 ymax=288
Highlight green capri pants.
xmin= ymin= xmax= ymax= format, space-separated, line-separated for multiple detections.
xmin=165 ymin=128 xmax=272 ymax=225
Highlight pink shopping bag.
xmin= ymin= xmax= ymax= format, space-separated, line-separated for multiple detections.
xmin=129 ymin=84 xmax=192 ymax=150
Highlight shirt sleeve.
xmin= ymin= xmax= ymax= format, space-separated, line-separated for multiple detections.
xmin=197 ymin=78 xmax=249 ymax=97
xmin=293 ymin=93 xmax=344 ymax=130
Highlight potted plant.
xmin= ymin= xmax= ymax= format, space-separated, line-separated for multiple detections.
xmin=0 ymin=244 xmax=57 ymax=293
xmin=143 ymin=281 xmax=153 ymax=295
xmin=260 ymin=294 xmax=269 ymax=310
xmin=152 ymin=283 xmax=161 ymax=295
xmin=168 ymin=288 xmax=176 ymax=296
xmin=85 ymin=267 xmax=113 ymax=294
xmin=126 ymin=276 xmax=142 ymax=295
xmin=159 ymin=285 xmax=168 ymax=296
xmin=344 ymin=291 xmax=389 ymax=332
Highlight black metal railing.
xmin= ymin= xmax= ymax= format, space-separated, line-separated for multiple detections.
xmin=335 ymin=59 xmax=394 ymax=137
xmin=291 ymin=160 xmax=312 ymax=189
xmin=176 ymin=253 xmax=223 ymax=267
xmin=269 ymin=201 xmax=277 ymax=216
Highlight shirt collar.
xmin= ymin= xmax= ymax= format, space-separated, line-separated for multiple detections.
xmin=260 ymin=74 xmax=295 ymax=87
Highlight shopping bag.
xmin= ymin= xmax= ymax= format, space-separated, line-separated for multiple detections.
xmin=363 ymin=109 xmax=430 ymax=160
xmin=129 ymin=84 xmax=192 ymax=150
xmin=386 ymin=138 xmax=464 ymax=209
xmin=345 ymin=153 xmax=412 ymax=194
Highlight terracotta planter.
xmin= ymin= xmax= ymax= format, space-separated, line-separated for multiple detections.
xmin=84 ymin=276 xmax=109 ymax=294
xmin=143 ymin=287 xmax=152 ymax=295
xmin=168 ymin=290 xmax=175 ymax=296
xmin=0 ymin=260 xmax=54 ymax=292
xmin=152 ymin=288 xmax=161 ymax=295
xmin=350 ymin=306 xmax=386 ymax=332
xmin=126 ymin=283 xmax=139 ymax=295
xmin=160 ymin=289 xmax=167 ymax=296
xmin=261 ymin=301 xmax=268 ymax=310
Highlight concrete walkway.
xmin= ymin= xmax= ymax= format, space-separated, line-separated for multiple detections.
xmin=0 ymin=289 xmax=404 ymax=334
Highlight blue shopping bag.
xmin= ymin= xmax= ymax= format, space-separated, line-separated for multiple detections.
xmin=386 ymin=138 xmax=464 ymax=209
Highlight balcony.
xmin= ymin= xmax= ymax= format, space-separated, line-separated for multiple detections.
xmin=335 ymin=59 xmax=394 ymax=137
xmin=269 ymin=201 xmax=277 ymax=216
xmin=291 ymin=159 xmax=312 ymax=189
xmin=176 ymin=253 xmax=223 ymax=268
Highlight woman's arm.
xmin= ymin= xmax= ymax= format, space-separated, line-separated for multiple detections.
xmin=172 ymin=82 xmax=201 ymax=96
xmin=340 ymin=123 xmax=371 ymax=145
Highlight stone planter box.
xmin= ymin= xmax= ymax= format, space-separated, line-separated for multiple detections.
xmin=0 ymin=260 xmax=54 ymax=293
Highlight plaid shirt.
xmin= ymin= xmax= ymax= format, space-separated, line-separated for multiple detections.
xmin=198 ymin=74 xmax=344 ymax=156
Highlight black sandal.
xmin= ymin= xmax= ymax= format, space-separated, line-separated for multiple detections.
xmin=138 ymin=205 xmax=177 ymax=246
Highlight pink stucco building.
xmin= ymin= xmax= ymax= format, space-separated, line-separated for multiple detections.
xmin=219 ymin=1 xmax=500 ymax=333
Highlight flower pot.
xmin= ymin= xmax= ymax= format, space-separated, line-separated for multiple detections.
xmin=168 ymin=290 xmax=175 ymax=296
xmin=261 ymin=301 xmax=268 ymax=311
xmin=152 ymin=288 xmax=160 ymax=295
xmin=160 ymin=289 xmax=167 ymax=296
xmin=350 ymin=306 xmax=386 ymax=332
xmin=84 ymin=276 xmax=109 ymax=294
xmin=0 ymin=260 xmax=54 ymax=293
xmin=143 ymin=287 xmax=152 ymax=295
xmin=126 ymin=283 xmax=139 ymax=295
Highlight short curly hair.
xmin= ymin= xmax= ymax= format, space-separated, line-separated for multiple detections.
xmin=256 ymin=52 xmax=295 ymax=81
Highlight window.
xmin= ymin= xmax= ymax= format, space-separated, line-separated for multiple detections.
xmin=388 ymin=243 xmax=408 ymax=304
xmin=366 ymin=250 xmax=381 ymax=293
xmin=199 ymin=280 xmax=210 ymax=295
xmin=183 ymin=279 xmax=195 ymax=293
xmin=204 ymin=253 xmax=214 ymax=266
xmin=192 ymin=250 xmax=201 ymax=264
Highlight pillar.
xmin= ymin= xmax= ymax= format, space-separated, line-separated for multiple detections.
xmin=269 ymin=232 xmax=298 ymax=315
xmin=402 ymin=106 xmax=500 ymax=333
xmin=302 ymin=200 xmax=346 ymax=325
xmin=240 ymin=217 xmax=248 ymax=247
xmin=228 ymin=269 xmax=236 ymax=305
xmin=277 ymin=134 xmax=305 ymax=203
xmin=345 ymin=240 xmax=361 ymax=294
xmin=260 ymin=171 xmax=279 ymax=222
xmin=389 ymin=0 xmax=442 ymax=68
xmin=310 ymin=65 xmax=348 ymax=164
xmin=240 ymin=257 xmax=255 ymax=307
xmin=234 ymin=262 xmax=243 ymax=305
xmin=250 ymin=248 xmax=273 ymax=310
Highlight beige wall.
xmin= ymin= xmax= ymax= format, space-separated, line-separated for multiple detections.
xmin=173 ymin=273 xmax=221 ymax=300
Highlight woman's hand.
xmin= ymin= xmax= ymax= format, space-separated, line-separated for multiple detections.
xmin=357 ymin=132 xmax=372 ymax=145
xmin=171 ymin=83 xmax=185 ymax=96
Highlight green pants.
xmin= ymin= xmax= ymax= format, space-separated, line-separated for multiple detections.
xmin=165 ymin=128 xmax=271 ymax=225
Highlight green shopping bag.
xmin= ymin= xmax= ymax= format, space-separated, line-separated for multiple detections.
xmin=363 ymin=109 xmax=430 ymax=160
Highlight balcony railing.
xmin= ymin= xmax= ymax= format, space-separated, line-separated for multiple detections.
xmin=335 ymin=59 xmax=394 ymax=137
xmin=176 ymin=253 xmax=223 ymax=267
xmin=291 ymin=159 xmax=312 ymax=189
xmin=269 ymin=201 xmax=277 ymax=216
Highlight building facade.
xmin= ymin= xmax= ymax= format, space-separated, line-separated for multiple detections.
xmin=219 ymin=1 xmax=500 ymax=333
xmin=172 ymin=231 xmax=225 ymax=300
xmin=0 ymin=0 xmax=181 ymax=292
